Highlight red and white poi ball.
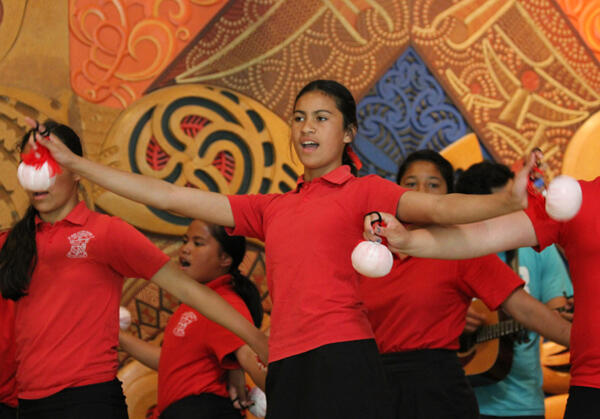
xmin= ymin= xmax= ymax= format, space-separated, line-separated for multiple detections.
xmin=351 ymin=240 xmax=394 ymax=278
xmin=119 ymin=306 xmax=132 ymax=330
xmin=17 ymin=143 xmax=61 ymax=192
xmin=248 ymin=386 xmax=267 ymax=418
xmin=545 ymin=175 xmax=582 ymax=221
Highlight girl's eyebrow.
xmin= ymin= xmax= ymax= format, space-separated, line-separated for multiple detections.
xmin=293 ymin=109 xmax=333 ymax=114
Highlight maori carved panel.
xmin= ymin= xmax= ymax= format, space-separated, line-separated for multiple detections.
xmin=412 ymin=0 xmax=600 ymax=176
xmin=0 ymin=0 xmax=27 ymax=64
xmin=95 ymin=84 xmax=302 ymax=236
xmin=69 ymin=0 xmax=230 ymax=108
xmin=355 ymin=46 xmax=472 ymax=180
xmin=555 ymin=0 xmax=600 ymax=63
xmin=150 ymin=0 xmax=410 ymax=120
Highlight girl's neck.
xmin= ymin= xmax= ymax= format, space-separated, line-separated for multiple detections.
xmin=303 ymin=163 xmax=343 ymax=182
xmin=39 ymin=195 xmax=80 ymax=224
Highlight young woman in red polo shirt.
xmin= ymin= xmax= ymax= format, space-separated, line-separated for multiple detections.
xmin=359 ymin=150 xmax=571 ymax=419
xmin=35 ymin=80 xmax=537 ymax=418
xmin=366 ymin=170 xmax=599 ymax=419
xmin=0 ymin=121 xmax=267 ymax=419
xmin=0 ymin=297 xmax=17 ymax=419
xmin=119 ymin=220 xmax=266 ymax=418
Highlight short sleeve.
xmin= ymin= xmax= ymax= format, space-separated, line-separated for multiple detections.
xmin=226 ymin=194 xmax=279 ymax=241
xmin=207 ymin=294 xmax=251 ymax=369
xmin=104 ymin=217 xmax=170 ymax=280
xmin=524 ymin=191 xmax=562 ymax=251
xmin=538 ymin=245 xmax=571 ymax=304
xmin=362 ymin=176 xmax=408 ymax=217
xmin=458 ymin=255 xmax=524 ymax=311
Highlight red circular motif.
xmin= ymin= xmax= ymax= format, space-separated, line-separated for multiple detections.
xmin=521 ymin=70 xmax=540 ymax=92
xmin=469 ymin=82 xmax=482 ymax=94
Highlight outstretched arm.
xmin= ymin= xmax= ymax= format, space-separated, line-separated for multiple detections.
xmin=35 ymin=124 xmax=234 ymax=227
xmin=365 ymin=211 xmax=539 ymax=260
xmin=118 ymin=331 xmax=161 ymax=370
xmin=501 ymin=288 xmax=571 ymax=347
xmin=151 ymin=262 xmax=268 ymax=363
xmin=396 ymin=153 xmax=537 ymax=225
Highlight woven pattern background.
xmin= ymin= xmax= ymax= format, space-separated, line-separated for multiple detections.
xmin=354 ymin=46 xmax=472 ymax=180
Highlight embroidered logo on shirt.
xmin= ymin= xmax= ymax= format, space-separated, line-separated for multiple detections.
xmin=172 ymin=311 xmax=198 ymax=337
xmin=66 ymin=231 xmax=95 ymax=258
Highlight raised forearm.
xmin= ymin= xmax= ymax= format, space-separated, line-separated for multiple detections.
xmin=67 ymin=155 xmax=234 ymax=226
xmin=433 ymin=192 xmax=523 ymax=225
xmin=377 ymin=211 xmax=538 ymax=260
xmin=152 ymin=262 xmax=268 ymax=363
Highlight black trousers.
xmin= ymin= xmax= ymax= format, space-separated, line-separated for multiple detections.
xmin=159 ymin=393 xmax=242 ymax=419
xmin=382 ymin=349 xmax=479 ymax=419
xmin=18 ymin=379 xmax=128 ymax=419
xmin=265 ymin=339 xmax=392 ymax=419
xmin=0 ymin=403 xmax=16 ymax=419
xmin=564 ymin=385 xmax=600 ymax=419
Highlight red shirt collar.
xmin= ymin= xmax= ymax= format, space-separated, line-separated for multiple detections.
xmin=296 ymin=165 xmax=354 ymax=190
xmin=35 ymin=201 xmax=91 ymax=227
xmin=207 ymin=274 xmax=233 ymax=291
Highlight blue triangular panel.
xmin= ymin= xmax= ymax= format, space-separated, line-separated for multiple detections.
xmin=355 ymin=46 xmax=484 ymax=180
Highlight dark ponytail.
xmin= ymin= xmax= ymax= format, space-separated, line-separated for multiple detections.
xmin=342 ymin=145 xmax=358 ymax=176
xmin=208 ymin=225 xmax=263 ymax=328
xmin=0 ymin=120 xmax=83 ymax=300
xmin=0 ymin=206 xmax=39 ymax=300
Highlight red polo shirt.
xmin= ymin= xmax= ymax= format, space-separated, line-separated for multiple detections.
xmin=524 ymin=177 xmax=600 ymax=389
xmin=227 ymin=165 xmax=406 ymax=362
xmin=1 ymin=202 xmax=170 ymax=399
xmin=359 ymin=255 xmax=524 ymax=353
xmin=157 ymin=275 xmax=251 ymax=414
xmin=0 ymin=295 xmax=17 ymax=408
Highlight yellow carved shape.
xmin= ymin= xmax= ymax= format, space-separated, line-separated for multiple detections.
xmin=562 ymin=110 xmax=600 ymax=181
xmin=0 ymin=0 xmax=28 ymax=63
xmin=95 ymin=84 xmax=303 ymax=236
xmin=440 ymin=133 xmax=484 ymax=171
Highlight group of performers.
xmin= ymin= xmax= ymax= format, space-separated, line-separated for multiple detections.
xmin=0 ymin=79 xmax=595 ymax=418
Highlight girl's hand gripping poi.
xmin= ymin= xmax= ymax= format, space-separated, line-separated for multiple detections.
xmin=25 ymin=117 xmax=79 ymax=169
xmin=363 ymin=212 xmax=410 ymax=255
xmin=510 ymin=149 xmax=542 ymax=210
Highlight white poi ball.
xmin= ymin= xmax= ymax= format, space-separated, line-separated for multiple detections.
xmin=545 ymin=175 xmax=582 ymax=221
xmin=17 ymin=161 xmax=56 ymax=192
xmin=351 ymin=240 xmax=394 ymax=278
xmin=119 ymin=306 xmax=132 ymax=330
xmin=248 ymin=386 xmax=267 ymax=418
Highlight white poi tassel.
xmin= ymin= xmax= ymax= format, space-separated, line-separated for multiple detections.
xmin=351 ymin=240 xmax=394 ymax=278
xmin=119 ymin=306 xmax=132 ymax=330
xmin=18 ymin=142 xmax=61 ymax=192
xmin=545 ymin=175 xmax=582 ymax=221
xmin=17 ymin=161 xmax=56 ymax=192
xmin=248 ymin=386 xmax=267 ymax=418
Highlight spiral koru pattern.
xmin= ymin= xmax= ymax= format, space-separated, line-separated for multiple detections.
xmin=98 ymin=84 xmax=301 ymax=234
xmin=354 ymin=46 xmax=471 ymax=180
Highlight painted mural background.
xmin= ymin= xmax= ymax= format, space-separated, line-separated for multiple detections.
xmin=1 ymin=1 xmax=598 ymax=417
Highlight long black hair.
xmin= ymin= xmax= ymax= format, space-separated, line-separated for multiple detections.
xmin=0 ymin=120 xmax=83 ymax=301
xmin=455 ymin=161 xmax=514 ymax=195
xmin=396 ymin=149 xmax=455 ymax=193
xmin=294 ymin=80 xmax=359 ymax=175
xmin=208 ymin=225 xmax=263 ymax=328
